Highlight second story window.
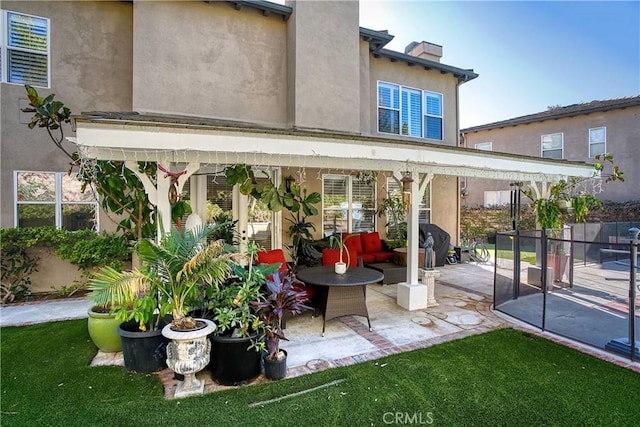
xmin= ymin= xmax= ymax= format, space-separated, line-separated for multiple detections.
xmin=1 ymin=10 xmax=50 ymax=87
xmin=424 ymin=91 xmax=443 ymax=140
xmin=378 ymin=81 xmax=443 ymax=141
xmin=541 ymin=133 xmax=563 ymax=159
xmin=589 ymin=127 xmax=606 ymax=158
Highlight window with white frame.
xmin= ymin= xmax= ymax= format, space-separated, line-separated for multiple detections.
xmin=589 ymin=127 xmax=606 ymax=158
xmin=541 ymin=133 xmax=563 ymax=159
xmin=322 ymin=175 xmax=375 ymax=236
xmin=385 ymin=177 xmax=431 ymax=227
xmin=378 ymin=81 xmax=443 ymax=141
xmin=1 ymin=10 xmax=50 ymax=87
xmin=15 ymin=171 xmax=97 ymax=230
xmin=424 ymin=91 xmax=443 ymax=140
xmin=474 ymin=142 xmax=492 ymax=151
xmin=483 ymin=190 xmax=511 ymax=207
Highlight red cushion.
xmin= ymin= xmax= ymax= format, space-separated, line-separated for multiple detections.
xmin=322 ymin=248 xmax=358 ymax=267
xmin=372 ymin=252 xmax=394 ymax=263
xmin=359 ymin=253 xmax=376 ymax=264
xmin=257 ymin=249 xmax=287 ymax=272
xmin=293 ymin=282 xmax=315 ymax=300
xmin=361 ymin=232 xmax=382 ymax=253
xmin=342 ymin=233 xmax=363 ymax=255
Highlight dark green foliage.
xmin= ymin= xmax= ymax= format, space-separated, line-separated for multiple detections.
xmin=0 ymin=227 xmax=131 ymax=302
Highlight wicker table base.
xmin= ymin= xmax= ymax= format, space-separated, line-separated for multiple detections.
xmin=296 ymin=266 xmax=384 ymax=336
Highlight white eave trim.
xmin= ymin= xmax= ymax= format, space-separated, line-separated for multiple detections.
xmin=71 ymin=121 xmax=595 ymax=182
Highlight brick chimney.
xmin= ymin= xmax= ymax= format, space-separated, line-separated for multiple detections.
xmin=405 ymin=41 xmax=442 ymax=62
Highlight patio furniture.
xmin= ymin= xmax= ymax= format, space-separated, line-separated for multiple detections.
xmin=295 ymin=266 xmax=383 ymax=336
xmin=364 ymin=262 xmax=406 ymax=284
xmin=257 ymin=249 xmax=316 ymax=300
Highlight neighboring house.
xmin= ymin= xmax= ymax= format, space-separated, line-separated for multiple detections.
xmin=2 ymin=1 xmax=594 ymax=307
xmin=460 ymin=96 xmax=640 ymax=207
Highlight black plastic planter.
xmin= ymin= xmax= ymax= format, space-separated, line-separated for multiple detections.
xmin=117 ymin=320 xmax=168 ymax=374
xmin=264 ymin=350 xmax=287 ymax=380
xmin=210 ymin=334 xmax=261 ymax=385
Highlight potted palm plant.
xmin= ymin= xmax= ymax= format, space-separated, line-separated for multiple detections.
xmin=87 ymin=266 xmax=170 ymax=373
xmin=329 ymin=234 xmax=352 ymax=274
xmin=91 ymin=222 xmax=239 ymax=397
xmin=252 ymin=270 xmax=311 ymax=380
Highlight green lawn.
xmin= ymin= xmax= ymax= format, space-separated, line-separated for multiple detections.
xmin=485 ymin=243 xmax=536 ymax=264
xmin=2 ymin=320 xmax=639 ymax=426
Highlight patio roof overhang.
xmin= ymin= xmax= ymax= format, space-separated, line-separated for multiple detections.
xmin=71 ymin=112 xmax=595 ymax=183
xmin=70 ymin=112 xmax=597 ymax=310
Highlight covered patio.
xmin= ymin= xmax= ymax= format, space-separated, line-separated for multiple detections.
xmin=70 ymin=112 xmax=594 ymax=311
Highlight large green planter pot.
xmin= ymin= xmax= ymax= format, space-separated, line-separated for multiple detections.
xmin=87 ymin=308 xmax=122 ymax=352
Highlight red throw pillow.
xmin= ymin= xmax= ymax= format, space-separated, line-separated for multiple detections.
xmin=361 ymin=231 xmax=382 ymax=253
xmin=257 ymin=249 xmax=288 ymax=272
xmin=342 ymin=233 xmax=363 ymax=255
xmin=322 ymin=248 xmax=358 ymax=267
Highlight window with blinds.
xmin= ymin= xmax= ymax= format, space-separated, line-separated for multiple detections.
xmin=377 ymin=81 xmax=443 ymax=141
xmin=378 ymin=82 xmax=400 ymax=134
xmin=322 ymin=175 xmax=375 ymax=236
xmin=2 ymin=11 xmax=49 ymax=87
xmin=385 ymin=177 xmax=431 ymax=227
xmin=541 ymin=133 xmax=563 ymax=159
xmin=424 ymin=91 xmax=443 ymax=140
xmin=401 ymin=87 xmax=422 ymax=137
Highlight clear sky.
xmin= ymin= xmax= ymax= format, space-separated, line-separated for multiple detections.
xmin=358 ymin=0 xmax=640 ymax=128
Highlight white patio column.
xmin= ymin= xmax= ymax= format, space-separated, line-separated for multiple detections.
xmin=397 ymin=170 xmax=428 ymax=310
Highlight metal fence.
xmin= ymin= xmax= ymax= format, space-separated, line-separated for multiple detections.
xmin=494 ymin=223 xmax=639 ymax=361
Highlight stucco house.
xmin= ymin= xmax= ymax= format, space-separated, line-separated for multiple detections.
xmin=460 ymin=96 xmax=640 ymax=207
xmin=1 ymin=0 xmax=594 ymax=309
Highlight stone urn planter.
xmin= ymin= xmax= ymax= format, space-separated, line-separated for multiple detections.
xmin=162 ymin=319 xmax=216 ymax=398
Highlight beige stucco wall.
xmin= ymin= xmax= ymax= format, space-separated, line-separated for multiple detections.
xmin=462 ymin=105 xmax=640 ymax=205
xmin=0 ymin=0 xmax=133 ymax=229
xmin=286 ymin=0 xmax=360 ymax=132
xmin=132 ymin=1 xmax=288 ymax=127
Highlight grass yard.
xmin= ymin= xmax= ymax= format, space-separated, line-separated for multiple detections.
xmin=485 ymin=243 xmax=536 ymax=264
xmin=2 ymin=320 xmax=639 ymax=426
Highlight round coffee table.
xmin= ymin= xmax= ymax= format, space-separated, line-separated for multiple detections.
xmin=296 ymin=266 xmax=383 ymax=336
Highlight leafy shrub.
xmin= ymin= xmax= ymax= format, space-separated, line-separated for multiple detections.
xmin=1 ymin=227 xmax=131 ymax=302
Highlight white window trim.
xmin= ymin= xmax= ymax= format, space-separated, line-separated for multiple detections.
xmin=14 ymin=171 xmax=98 ymax=230
xmin=423 ymin=90 xmax=444 ymax=141
xmin=377 ymin=80 xmax=444 ymax=141
xmin=400 ymin=85 xmax=423 ymax=137
xmin=377 ymin=81 xmax=400 ymax=135
xmin=588 ymin=126 xmax=607 ymax=158
xmin=1 ymin=10 xmax=51 ymax=88
xmin=322 ymin=174 xmax=376 ymax=235
xmin=541 ymin=132 xmax=564 ymax=159
xmin=474 ymin=142 xmax=493 ymax=151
